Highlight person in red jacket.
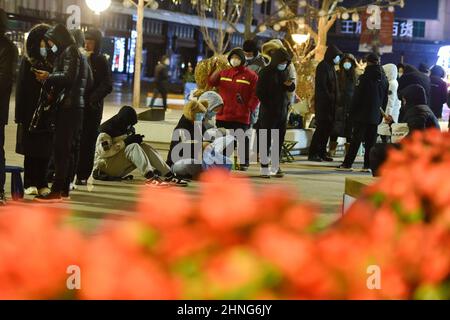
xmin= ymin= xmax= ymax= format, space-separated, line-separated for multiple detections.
xmin=208 ymin=48 xmax=259 ymax=170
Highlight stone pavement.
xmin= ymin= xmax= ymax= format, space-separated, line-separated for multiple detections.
xmin=2 ymin=86 xmax=373 ymax=231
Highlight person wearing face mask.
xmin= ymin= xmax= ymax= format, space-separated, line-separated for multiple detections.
xmin=33 ymin=24 xmax=89 ymax=202
xmin=74 ymin=28 xmax=113 ymax=186
xmin=256 ymin=48 xmax=295 ymax=178
xmin=337 ymin=53 xmax=389 ymax=172
xmin=15 ymin=24 xmax=53 ymax=198
xmin=150 ymin=55 xmax=170 ymax=110
xmin=208 ymin=48 xmax=259 ymax=171
xmin=308 ymin=44 xmax=343 ymax=162
xmin=328 ymin=53 xmax=357 ymax=157
xmin=243 ymin=39 xmax=266 ymax=75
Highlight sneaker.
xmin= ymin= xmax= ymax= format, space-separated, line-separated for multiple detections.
xmin=336 ymin=164 xmax=353 ymax=171
xmin=145 ymin=176 xmax=171 ymax=188
xmin=271 ymin=168 xmax=285 ymax=178
xmin=25 ymin=186 xmax=39 ymax=196
xmin=34 ymin=192 xmax=63 ymax=203
xmin=308 ymin=155 xmax=323 ymax=162
xmin=237 ymin=165 xmax=249 ymax=172
xmin=61 ymin=192 xmax=71 ymax=201
xmin=165 ymin=176 xmax=189 ymax=187
xmin=360 ymin=167 xmax=371 ymax=173
xmin=38 ymin=187 xmax=51 ymax=197
xmin=69 ymin=183 xmax=77 ymax=191
xmin=259 ymin=167 xmax=271 ymax=179
xmin=75 ymin=179 xmax=87 ymax=186
xmin=0 ymin=192 xmax=6 ymax=205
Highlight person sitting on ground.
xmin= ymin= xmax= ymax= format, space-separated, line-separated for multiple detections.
xmin=369 ymin=84 xmax=440 ymax=176
xmin=169 ymin=95 xmax=234 ymax=179
xmin=93 ymin=106 xmax=188 ymax=187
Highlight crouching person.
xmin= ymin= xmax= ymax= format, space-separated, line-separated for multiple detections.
xmin=93 ymin=106 xmax=188 ymax=187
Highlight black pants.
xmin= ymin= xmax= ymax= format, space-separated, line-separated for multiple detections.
xmin=52 ymin=108 xmax=83 ymax=194
xmin=309 ymin=119 xmax=333 ymax=157
xmin=24 ymin=156 xmax=49 ymax=189
xmin=76 ymin=107 xmax=102 ymax=180
xmin=150 ymin=86 xmax=168 ymax=109
xmin=259 ymin=118 xmax=287 ymax=168
xmin=0 ymin=125 xmax=5 ymax=193
xmin=216 ymin=120 xmax=250 ymax=167
xmin=343 ymin=122 xmax=378 ymax=168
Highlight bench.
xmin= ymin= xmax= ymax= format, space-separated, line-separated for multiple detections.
xmin=5 ymin=166 xmax=24 ymax=201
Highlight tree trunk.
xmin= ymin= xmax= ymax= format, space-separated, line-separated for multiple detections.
xmin=314 ymin=16 xmax=328 ymax=61
xmin=133 ymin=0 xmax=144 ymax=108
xmin=243 ymin=0 xmax=254 ymax=40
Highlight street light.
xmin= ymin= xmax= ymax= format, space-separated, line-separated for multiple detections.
xmin=291 ymin=33 xmax=310 ymax=45
xmin=85 ymin=0 xmax=112 ymax=15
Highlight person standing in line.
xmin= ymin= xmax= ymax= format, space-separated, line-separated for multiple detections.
xmin=33 ymin=24 xmax=89 ymax=202
xmin=338 ymin=53 xmax=389 ymax=172
xmin=377 ymin=63 xmax=401 ymax=143
xmin=256 ymin=48 xmax=295 ymax=178
xmin=243 ymin=39 xmax=266 ymax=75
xmin=0 ymin=9 xmax=18 ymax=205
xmin=150 ymin=55 xmax=170 ymax=110
xmin=308 ymin=45 xmax=342 ymax=162
xmin=398 ymin=64 xmax=431 ymax=106
xmin=208 ymin=48 xmax=259 ymax=171
xmin=328 ymin=53 xmax=357 ymax=157
xmin=15 ymin=24 xmax=53 ymax=197
xmin=75 ymin=28 xmax=113 ymax=186
xmin=429 ymin=65 xmax=448 ymax=120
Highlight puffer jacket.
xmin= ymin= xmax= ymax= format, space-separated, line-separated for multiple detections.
xmin=382 ymin=64 xmax=401 ymax=122
xmin=44 ymin=24 xmax=89 ymax=109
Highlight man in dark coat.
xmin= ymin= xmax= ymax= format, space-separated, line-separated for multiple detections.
xmin=398 ymin=64 xmax=431 ymax=106
xmin=308 ymin=44 xmax=342 ymax=162
xmin=338 ymin=53 xmax=389 ymax=171
xmin=34 ymin=24 xmax=90 ymax=202
xmin=15 ymin=24 xmax=53 ymax=196
xmin=429 ymin=65 xmax=448 ymax=119
xmin=256 ymin=48 xmax=295 ymax=178
xmin=75 ymin=28 xmax=112 ymax=185
xmin=369 ymin=84 xmax=439 ymax=176
xmin=150 ymin=55 xmax=170 ymax=109
xmin=0 ymin=9 xmax=18 ymax=204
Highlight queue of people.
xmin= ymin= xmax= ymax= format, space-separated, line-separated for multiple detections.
xmin=0 ymin=8 xmax=448 ymax=205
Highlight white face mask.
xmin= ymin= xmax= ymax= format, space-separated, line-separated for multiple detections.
xmin=40 ymin=47 xmax=47 ymax=58
xmin=333 ymin=55 xmax=341 ymax=65
xmin=51 ymin=44 xmax=58 ymax=53
xmin=343 ymin=62 xmax=352 ymax=70
xmin=230 ymin=58 xmax=241 ymax=68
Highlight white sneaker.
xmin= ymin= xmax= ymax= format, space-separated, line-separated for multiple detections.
xmin=25 ymin=187 xmax=39 ymax=196
xmin=260 ymin=167 xmax=271 ymax=179
xmin=69 ymin=183 xmax=77 ymax=191
xmin=38 ymin=187 xmax=51 ymax=196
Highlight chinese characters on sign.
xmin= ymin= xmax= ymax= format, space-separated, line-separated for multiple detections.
xmin=340 ymin=20 xmax=415 ymax=38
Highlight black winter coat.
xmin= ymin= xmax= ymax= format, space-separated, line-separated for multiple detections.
xmin=256 ymin=48 xmax=295 ymax=127
xmin=398 ymin=65 xmax=431 ymax=105
xmin=0 ymin=35 xmax=18 ymax=125
xmin=398 ymin=84 xmax=440 ymax=133
xmin=351 ymin=65 xmax=389 ymax=125
xmin=333 ymin=57 xmax=357 ymax=138
xmin=429 ymin=75 xmax=447 ymax=119
xmin=314 ymin=45 xmax=342 ymax=123
xmin=44 ymin=24 xmax=89 ymax=109
xmin=154 ymin=63 xmax=169 ymax=90
xmin=85 ymin=29 xmax=113 ymax=113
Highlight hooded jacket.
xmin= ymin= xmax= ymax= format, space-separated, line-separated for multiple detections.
xmin=382 ymin=64 xmax=401 ymax=122
xmin=398 ymin=84 xmax=440 ymax=133
xmin=333 ymin=53 xmax=357 ymax=137
xmin=314 ymin=45 xmax=342 ymax=122
xmin=208 ymin=49 xmax=259 ymax=125
xmin=15 ymin=24 xmax=54 ymax=157
xmin=44 ymin=24 xmax=89 ymax=109
xmin=0 ymin=9 xmax=18 ymax=125
xmin=429 ymin=65 xmax=448 ymax=119
xmin=351 ymin=64 xmax=389 ymax=125
xmin=398 ymin=64 xmax=431 ymax=105
xmin=84 ymin=29 xmax=112 ymax=112
xmin=256 ymin=48 xmax=295 ymax=126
